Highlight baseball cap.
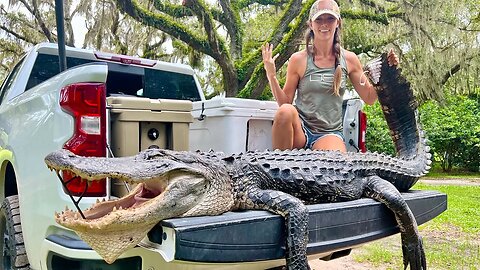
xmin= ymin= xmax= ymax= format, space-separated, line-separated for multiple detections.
xmin=309 ymin=0 xmax=341 ymax=21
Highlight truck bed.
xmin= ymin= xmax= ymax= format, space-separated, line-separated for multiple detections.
xmin=47 ymin=190 xmax=446 ymax=263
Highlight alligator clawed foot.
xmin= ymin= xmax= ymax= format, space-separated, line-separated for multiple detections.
xmin=402 ymin=235 xmax=426 ymax=270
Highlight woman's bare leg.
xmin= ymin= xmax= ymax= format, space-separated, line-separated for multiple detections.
xmin=312 ymin=135 xmax=347 ymax=152
xmin=272 ymin=104 xmax=306 ymax=150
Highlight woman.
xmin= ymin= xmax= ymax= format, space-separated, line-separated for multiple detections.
xmin=262 ymin=0 xmax=398 ymax=152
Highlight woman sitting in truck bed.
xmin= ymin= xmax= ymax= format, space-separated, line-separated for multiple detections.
xmin=262 ymin=0 xmax=398 ymax=152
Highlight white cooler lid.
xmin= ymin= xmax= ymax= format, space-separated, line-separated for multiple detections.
xmin=193 ymin=97 xmax=278 ymax=111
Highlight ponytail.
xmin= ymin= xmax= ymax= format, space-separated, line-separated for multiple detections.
xmin=305 ymin=29 xmax=314 ymax=55
xmin=332 ymin=26 xmax=342 ymax=96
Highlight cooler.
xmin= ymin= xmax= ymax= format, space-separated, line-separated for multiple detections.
xmin=107 ymin=96 xmax=193 ymax=196
xmin=190 ymin=97 xmax=278 ymax=155
xmin=190 ymin=97 xmax=364 ymax=155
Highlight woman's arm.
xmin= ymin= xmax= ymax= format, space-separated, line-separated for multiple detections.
xmin=346 ymin=49 xmax=399 ymax=105
xmin=261 ymin=43 xmax=303 ymax=105
xmin=345 ymin=50 xmax=377 ymax=105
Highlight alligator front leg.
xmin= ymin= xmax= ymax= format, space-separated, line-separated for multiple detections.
xmin=247 ymin=188 xmax=310 ymax=270
xmin=363 ymin=176 xmax=426 ymax=270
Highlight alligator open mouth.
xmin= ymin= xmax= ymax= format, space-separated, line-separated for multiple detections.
xmin=46 ymin=165 xmax=197 ymax=222
xmin=62 ymin=181 xmax=162 ymax=220
xmin=45 ymin=164 xmax=169 ymax=220
xmin=45 ymin=161 xmax=206 ymax=264
xmin=43 ymin=148 xmax=233 ymax=264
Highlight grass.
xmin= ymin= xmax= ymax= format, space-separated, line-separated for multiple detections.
xmin=416 ymin=183 xmax=480 ymax=233
xmin=352 ymin=182 xmax=480 ymax=269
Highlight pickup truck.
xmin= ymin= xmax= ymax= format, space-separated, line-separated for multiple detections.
xmin=0 ymin=43 xmax=446 ymax=270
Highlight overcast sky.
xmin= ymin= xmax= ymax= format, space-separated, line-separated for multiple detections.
xmin=0 ymin=0 xmax=86 ymax=47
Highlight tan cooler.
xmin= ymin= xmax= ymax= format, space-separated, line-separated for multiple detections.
xmin=107 ymin=96 xmax=193 ymax=196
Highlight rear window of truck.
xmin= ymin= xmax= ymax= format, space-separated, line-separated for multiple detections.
xmin=26 ymin=53 xmax=201 ymax=101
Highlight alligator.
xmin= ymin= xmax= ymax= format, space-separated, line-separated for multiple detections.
xmin=45 ymin=53 xmax=430 ymax=270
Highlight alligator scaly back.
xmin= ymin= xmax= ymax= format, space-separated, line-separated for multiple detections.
xmin=364 ymin=53 xmax=431 ymax=191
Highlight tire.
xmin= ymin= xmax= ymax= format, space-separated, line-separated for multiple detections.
xmin=0 ymin=195 xmax=30 ymax=270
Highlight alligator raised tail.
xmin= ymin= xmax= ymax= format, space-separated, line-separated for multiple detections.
xmin=45 ymin=53 xmax=430 ymax=270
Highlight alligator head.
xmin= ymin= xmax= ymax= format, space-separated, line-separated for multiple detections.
xmin=44 ymin=148 xmax=234 ymax=263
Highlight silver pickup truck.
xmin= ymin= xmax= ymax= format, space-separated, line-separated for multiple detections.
xmin=0 ymin=43 xmax=446 ymax=270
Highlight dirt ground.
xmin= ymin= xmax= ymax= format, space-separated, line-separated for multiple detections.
xmin=419 ymin=178 xmax=480 ymax=186
xmin=309 ymin=253 xmax=371 ymax=270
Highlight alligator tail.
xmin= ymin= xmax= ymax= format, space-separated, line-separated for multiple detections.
xmin=364 ymin=53 xmax=431 ymax=191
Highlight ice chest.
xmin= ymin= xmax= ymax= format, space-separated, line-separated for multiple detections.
xmin=190 ymin=97 xmax=278 ymax=154
xmin=107 ymin=96 xmax=193 ymax=155
xmin=190 ymin=97 xmax=364 ymax=154
xmin=107 ymin=96 xmax=193 ymax=195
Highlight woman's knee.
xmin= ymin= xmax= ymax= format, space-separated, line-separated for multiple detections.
xmin=274 ymin=104 xmax=297 ymax=124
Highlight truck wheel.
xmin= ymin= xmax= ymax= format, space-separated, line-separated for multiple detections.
xmin=0 ymin=195 xmax=30 ymax=270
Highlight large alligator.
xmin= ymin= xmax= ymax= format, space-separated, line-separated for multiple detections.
xmin=45 ymin=53 xmax=430 ymax=270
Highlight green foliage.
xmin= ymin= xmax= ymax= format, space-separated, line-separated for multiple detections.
xmin=363 ymin=102 xmax=395 ymax=155
xmin=364 ymin=93 xmax=480 ymax=172
xmin=420 ymin=94 xmax=480 ymax=172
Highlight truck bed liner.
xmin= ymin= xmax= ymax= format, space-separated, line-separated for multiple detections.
xmin=47 ymin=190 xmax=446 ymax=263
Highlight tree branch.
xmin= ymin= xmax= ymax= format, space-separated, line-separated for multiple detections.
xmin=183 ymin=0 xmax=238 ymax=95
xmin=151 ymin=0 xmax=239 ymax=41
xmin=237 ymin=0 xmax=289 ymax=7
xmin=219 ymin=0 xmax=242 ymax=58
xmin=341 ymin=9 xmax=391 ymax=24
xmin=114 ymin=0 xmax=213 ymax=56
xmin=0 ymin=25 xmax=35 ymax=43
xmin=182 ymin=0 xmax=230 ymax=63
xmin=152 ymin=0 xmax=192 ymax=18
xmin=441 ymin=52 xmax=480 ymax=85
xmin=28 ymin=0 xmax=54 ymax=41
xmin=238 ymin=0 xmax=311 ymax=98
xmin=237 ymin=0 xmax=303 ymax=92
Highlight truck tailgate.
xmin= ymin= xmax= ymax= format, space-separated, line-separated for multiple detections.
xmin=152 ymin=190 xmax=446 ymax=262
xmin=46 ymin=190 xmax=446 ymax=263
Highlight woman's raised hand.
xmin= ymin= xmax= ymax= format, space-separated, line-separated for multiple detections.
xmin=387 ymin=48 xmax=399 ymax=67
xmin=261 ymin=42 xmax=279 ymax=79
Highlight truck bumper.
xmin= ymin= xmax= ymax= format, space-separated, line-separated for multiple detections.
xmin=42 ymin=190 xmax=446 ymax=270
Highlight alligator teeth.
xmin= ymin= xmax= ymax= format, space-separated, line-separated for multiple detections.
xmin=65 ymin=206 xmax=69 ymax=212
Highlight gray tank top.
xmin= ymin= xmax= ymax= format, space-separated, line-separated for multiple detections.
xmin=295 ymin=50 xmax=348 ymax=133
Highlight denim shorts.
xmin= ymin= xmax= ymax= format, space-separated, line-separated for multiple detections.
xmin=302 ymin=124 xmax=345 ymax=149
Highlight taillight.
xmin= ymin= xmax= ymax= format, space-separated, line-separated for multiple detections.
xmin=358 ymin=110 xmax=367 ymax=153
xmin=60 ymin=83 xmax=107 ymax=197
